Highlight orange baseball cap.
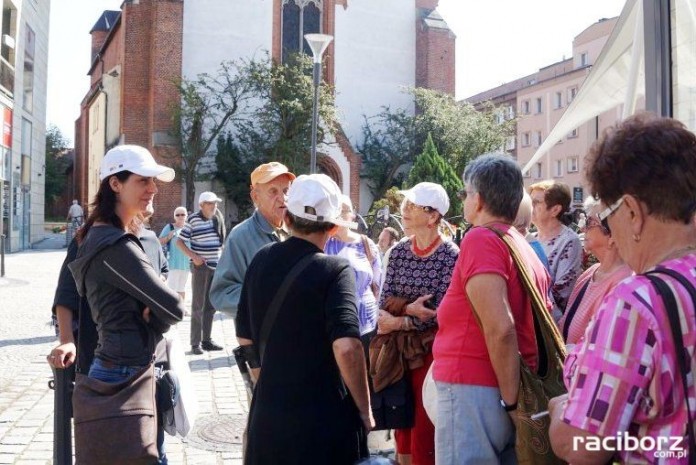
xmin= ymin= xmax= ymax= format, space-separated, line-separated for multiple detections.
xmin=250 ymin=162 xmax=296 ymax=186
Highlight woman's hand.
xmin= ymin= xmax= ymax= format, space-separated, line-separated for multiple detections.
xmin=360 ymin=409 xmax=376 ymax=431
xmin=377 ymin=310 xmax=404 ymax=334
xmin=47 ymin=342 xmax=77 ymax=369
xmin=405 ymin=294 xmax=437 ymax=321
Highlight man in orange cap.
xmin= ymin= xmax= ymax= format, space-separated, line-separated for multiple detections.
xmin=210 ymin=162 xmax=296 ymax=318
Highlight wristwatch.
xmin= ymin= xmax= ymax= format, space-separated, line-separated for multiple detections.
xmin=500 ymin=397 xmax=518 ymax=412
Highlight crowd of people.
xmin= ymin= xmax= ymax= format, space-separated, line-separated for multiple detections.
xmin=46 ymin=113 xmax=696 ymax=464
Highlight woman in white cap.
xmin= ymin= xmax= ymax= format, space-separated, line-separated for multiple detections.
xmin=67 ymin=145 xmax=184 ymax=464
xmin=374 ymin=181 xmax=459 ymax=465
xmin=235 ymin=174 xmax=373 ymax=465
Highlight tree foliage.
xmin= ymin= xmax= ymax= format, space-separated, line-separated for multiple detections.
xmin=360 ymin=87 xmax=515 ymax=205
xmin=45 ymin=125 xmax=71 ymax=208
xmin=217 ymin=52 xmax=337 ymax=178
xmin=214 ymin=132 xmax=255 ymax=219
xmin=406 ymin=133 xmax=463 ymax=217
xmin=169 ymin=61 xmax=254 ymax=210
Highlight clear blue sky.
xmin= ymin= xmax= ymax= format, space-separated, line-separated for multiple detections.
xmin=47 ymin=0 xmax=627 ymax=146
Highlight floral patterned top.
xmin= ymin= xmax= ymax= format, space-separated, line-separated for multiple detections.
xmin=379 ymin=238 xmax=459 ymax=331
xmin=539 ymin=224 xmax=582 ymax=315
xmin=562 ymin=254 xmax=696 ymax=464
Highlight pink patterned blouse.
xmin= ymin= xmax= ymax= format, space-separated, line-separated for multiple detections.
xmin=561 ymin=254 xmax=696 ymax=464
xmin=557 ymin=262 xmax=633 ymax=345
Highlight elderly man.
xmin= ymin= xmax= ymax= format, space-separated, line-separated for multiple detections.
xmin=210 ymin=162 xmax=296 ymax=319
xmin=178 ymin=191 xmax=226 ymax=355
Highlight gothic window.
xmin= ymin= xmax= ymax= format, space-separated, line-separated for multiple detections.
xmin=282 ymin=0 xmax=322 ymax=63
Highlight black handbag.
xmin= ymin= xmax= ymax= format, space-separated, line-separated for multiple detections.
xmin=370 ymin=376 xmax=415 ymax=431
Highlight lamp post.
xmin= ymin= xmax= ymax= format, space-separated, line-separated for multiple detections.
xmin=304 ymin=33 xmax=333 ymax=174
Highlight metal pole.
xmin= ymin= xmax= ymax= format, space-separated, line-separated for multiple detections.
xmin=50 ymin=365 xmax=74 ymax=465
xmin=310 ymin=61 xmax=321 ymax=174
xmin=0 ymin=233 xmax=4 ymax=277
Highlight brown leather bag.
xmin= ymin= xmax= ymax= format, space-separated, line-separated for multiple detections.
xmin=72 ymin=364 xmax=158 ymax=464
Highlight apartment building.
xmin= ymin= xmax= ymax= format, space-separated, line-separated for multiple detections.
xmin=468 ymin=18 xmax=620 ymax=208
xmin=0 ymin=0 xmax=50 ymax=252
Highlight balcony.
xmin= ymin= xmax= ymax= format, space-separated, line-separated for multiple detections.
xmin=0 ymin=56 xmax=13 ymax=97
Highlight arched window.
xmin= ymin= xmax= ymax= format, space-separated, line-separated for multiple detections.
xmin=281 ymin=0 xmax=322 ymax=63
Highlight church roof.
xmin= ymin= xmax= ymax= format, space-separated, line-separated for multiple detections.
xmin=90 ymin=10 xmax=121 ymax=33
xmin=421 ymin=9 xmax=450 ymax=31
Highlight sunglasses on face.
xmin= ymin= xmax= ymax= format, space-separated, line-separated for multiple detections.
xmin=581 ymin=216 xmax=609 ymax=234
xmin=402 ymin=200 xmax=434 ymax=213
xmin=597 ymin=196 xmax=625 ymax=234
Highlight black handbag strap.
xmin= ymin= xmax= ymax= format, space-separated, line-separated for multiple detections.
xmin=643 ymin=271 xmax=696 ymax=463
xmin=562 ymin=278 xmax=591 ymax=340
xmin=258 ymin=253 xmax=315 ymax=364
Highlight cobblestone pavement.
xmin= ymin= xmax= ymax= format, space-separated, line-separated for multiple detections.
xmin=0 ymin=248 xmax=248 ymax=464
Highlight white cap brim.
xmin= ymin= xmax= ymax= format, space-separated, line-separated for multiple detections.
xmin=131 ymin=165 xmax=175 ymax=182
xmin=291 ymin=211 xmax=358 ymax=229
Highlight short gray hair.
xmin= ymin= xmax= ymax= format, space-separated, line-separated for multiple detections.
xmin=463 ymin=153 xmax=524 ymax=221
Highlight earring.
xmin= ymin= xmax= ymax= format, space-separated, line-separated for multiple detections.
xmin=632 ymin=233 xmax=641 ymax=242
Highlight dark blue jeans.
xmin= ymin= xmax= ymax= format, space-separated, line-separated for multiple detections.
xmin=88 ymin=358 xmax=168 ymax=464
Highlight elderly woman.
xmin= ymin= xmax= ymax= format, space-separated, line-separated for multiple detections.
xmin=325 ymin=195 xmax=382 ymax=350
xmin=432 ymin=153 xmax=551 ymax=464
xmin=514 ymin=190 xmax=549 ymax=270
xmin=530 ymin=180 xmax=582 ymax=316
xmin=375 ymin=182 xmax=459 ymax=465
xmin=557 ymin=197 xmax=632 ymax=347
xmin=549 ymin=114 xmax=696 ymax=464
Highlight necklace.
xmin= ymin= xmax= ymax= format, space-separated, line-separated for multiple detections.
xmin=659 ymin=244 xmax=696 ymax=263
xmin=412 ymin=235 xmax=441 ymax=257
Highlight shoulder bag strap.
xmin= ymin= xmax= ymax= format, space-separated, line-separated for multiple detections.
xmin=644 ymin=272 xmax=696 ymax=462
xmin=562 ymin=278 xmax=591 ymax=341
xmin=258 ymin=253 xmax=315 ymax=364
xmin=485 ymin=226 xmax=567 ymax=365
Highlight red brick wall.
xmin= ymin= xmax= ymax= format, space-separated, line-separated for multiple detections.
xmin=415 ymin=15 xmax=455 ymax=95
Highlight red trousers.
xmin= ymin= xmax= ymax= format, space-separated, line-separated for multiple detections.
xmin=394 ymin=353 xmax=435 ymax=465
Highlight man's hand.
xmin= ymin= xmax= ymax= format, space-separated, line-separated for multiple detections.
xmin=405 ymin=294 xmax=437 ymax=321
xmin=191 ymin=254 xmax=204 ymax=266
xmin=47 ymin=342 xmax=77 ymax=369
xmin=143 ymin=307 xmax=151 ymax=323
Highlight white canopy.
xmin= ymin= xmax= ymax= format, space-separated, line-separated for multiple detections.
xmin=522 ymin=0 xmax=644 ymax=174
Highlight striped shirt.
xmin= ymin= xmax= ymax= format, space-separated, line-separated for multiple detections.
xmin=562 ymin=253 xmax=696 ymax=464
xmin=179 ymin=211 xmax=222 ymax=267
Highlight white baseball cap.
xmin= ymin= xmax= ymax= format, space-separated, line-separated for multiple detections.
xmin=399 ymin=182 xmax=450 ymax=216
xmin=286 ymin=174 xmax=358 ymax=229
xmin=99 ymin=145 xmax=175 ymax=182
xmin=199 ymin=192 xmax=223 ymax=204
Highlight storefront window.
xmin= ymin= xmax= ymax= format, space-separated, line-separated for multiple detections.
xmin=671 ymin=0 xmax=696 ymax=131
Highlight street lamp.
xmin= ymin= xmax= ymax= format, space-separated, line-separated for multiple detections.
xmin=304 ymin=33 xmax=333 ymax=174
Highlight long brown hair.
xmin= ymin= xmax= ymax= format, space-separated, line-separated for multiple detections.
xmin=76 ymin=171 xmax=143 ymax=243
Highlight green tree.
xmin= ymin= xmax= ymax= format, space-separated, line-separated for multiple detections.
xmin=214 ymin=132 xmax=255 ymax=219
xmin=406 ymin=133 xmax=463 ymax=217
xmin=169 ymin=60 xmax=254 ymax=210
xmin=360 ymin=87 xmax=514 ymax=204
xmin=218 ymin=52 xmax=337 ymax=177
xmin=44 ymin=125 xmax=71 ymax=213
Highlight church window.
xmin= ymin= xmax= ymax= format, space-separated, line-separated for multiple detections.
xmin=282 ymin=0 xmax=323 ymax=63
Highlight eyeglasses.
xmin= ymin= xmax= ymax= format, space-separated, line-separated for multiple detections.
xmin=175 ymin=214 xmax=186 ymax=217
xmin=581 ymin=215 xmax=609 ymax=235
xmin=401 ymin=200 xmax=434 ymax=213
xmin=597 ymin=196 xmax=625 ymax=234
xmin=457 ymin=188 xmax=475 ymax=201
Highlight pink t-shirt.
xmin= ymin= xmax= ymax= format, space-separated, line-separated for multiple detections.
xmin=432 ymin=224 xmax=552 ymax=387
xmin=562 ymin=254 xmax=696 ymax=464
xmin=558 ymin=263 xmax=633 ymax=345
